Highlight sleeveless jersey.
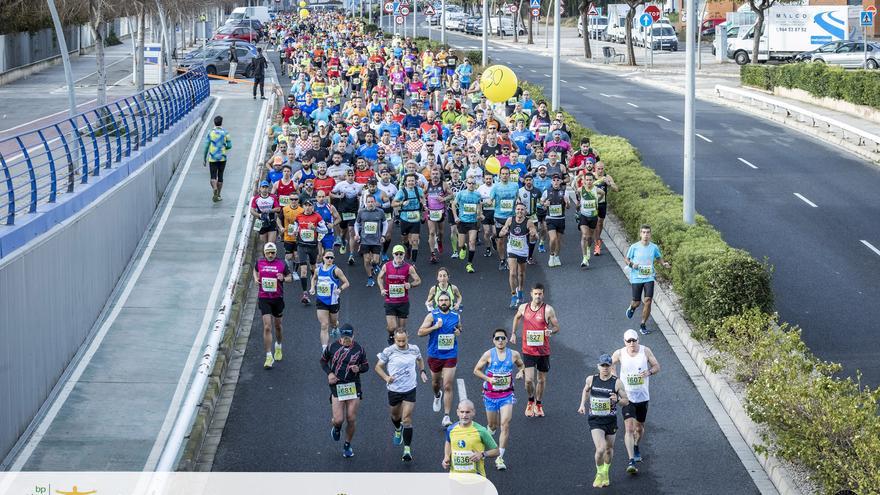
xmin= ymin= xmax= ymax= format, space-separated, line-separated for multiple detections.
xmin=579 ymin=186 xmax=599 ymax=218
xmin=620 ymin=346 xmax=650 ymax=402
xmin=384 ymin=261 xmax=411 ymax=303
xmin=482 ymin=347 xmax=515 ymax=398
xmin=431 ymin=284 xmax=456 ymax=309
xmin=545 ymin=186 xmax=567 ymax=219
xmin=315 ymin=264 xmax=341 ymax=305
xmin=296 ymin=167 xmax=316 ymax=185
xmin=506 ymin=217 xmax=530 ymax=258
xmin=276 ymin=179 xmax=298 ymax=206
xmin=426 ymin=181 xmax=446 ymax=213
xmin=521 ymin=303 xmax=550 ymax=356
xmin=589 ymin=374 xmax=618 ymax=419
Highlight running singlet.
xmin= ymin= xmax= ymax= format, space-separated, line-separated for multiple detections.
xmin=506 ymin=218 xmax=530 ymax=258
xmin=619 ymin=347 xmax=650 ymax=402
xmin=383 ymin=261 xmax=411 ymax=303
xmin=589 ymin=374 xmax=618 ymax=418
xmin=482 ymin=347 xmax=515 ymax=398
xmin=521 ymin=303 xmax=550 ymax=356
xmin=255 ymin=258 xmax=288 ymax=299
xmin=426 ymin=182 xmax=446 ymax=221
xmin=426 ymin=309 xmax=460 ymax=359
xmin=579 ymin=186 xmax=599 ymax=218
xmin=315 ymin=264 xmax=341 ymax=306
xmin=431 ymin=284 xmax=456 ymax=308
xmin=544 ymin=187 xmax=567 ymax=219
xmin=276 ymin=179 xmax=297 ymax=206
xmin=446 ymin=421 xmax=497 ymax=477
xmin=315 ymin=202 xmax=335 ymax=242
xmin=296 ymin=167 xmax=316 ymax=185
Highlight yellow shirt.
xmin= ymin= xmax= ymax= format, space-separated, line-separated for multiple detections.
xmin=282 ymin=205 xmax=304 ymax=242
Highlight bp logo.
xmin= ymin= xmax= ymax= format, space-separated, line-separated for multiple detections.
xmin=457 ymin=439 xmax=466 ymax=448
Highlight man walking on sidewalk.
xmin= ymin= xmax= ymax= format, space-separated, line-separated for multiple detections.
xmin=204 ymin=115 xmax=232 ymax=202
xmin=251 ymin=47 xmax=269 ymax=100
xmin=228 ymin=42 xmax=239 ymax=84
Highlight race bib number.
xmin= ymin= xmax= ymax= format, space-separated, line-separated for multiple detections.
xmin=352 ymin=77 xmax=361 ymax=85
xmin=638 ymin=265 xmax=653 ymax=277
xmin=317 ymin=281 xmax=332 ymax=297
xmin=539 ymin=125 xmax=549 ymax=135
xmin=342 ymin=212 xmax=356 ymax=221
xmin=590 ymin=396 xmax=612 ymax=416
xmin=492 ymin=373 xmax=511 ymax=389
xmin=287 ymin=223 xmax=296 ymax=236
xmin=429 ymin=209 xmax=443 ymax=222
xmin=336 ymin=382 xmax=358 ymax=401
xmin=581 ymin=199 xmax=597 ymax=217
xmin=508 ymin=237 xmax=525 ymax=250
xmin=452 ymin=451 xmax=475 ymax=472
xmin=394 ymin=83 xmax=404 ymax=90
xmin=253 ymin=219 xmax=263 ymax=231
xmin=261 ymin=277 xmax=278 ymax=292
xmin=626 ymin=374 xmax=646 ymax=388
xmin=279 ymin=195 xmax=290 ymax=207
xmin=389 ymin=283 xmax=406 ymax=298
xmin=499 ymin=199 xmax=514 ymax=214
xmin=462 ymin=203 xmax=477 ymax=215
xmin=402 ymin=210 xmax=420 ymax=222
xmin=300 ymin=229 xmax=315 ymax=242
xmin=526 ymin=329 xmax=545 ymax=347
xmin=385 ymin=212 xmax=393 ymax=221
xmin=437 ymin=333 xmax=455 ymax=350
xmin=364 ymin=221 xmax=379 ymax=235
xmin=549 ymin=204 xmax=563 ymax=217
xmin=430 ymin=77 xmax=440 ymax=86
xmin=506 ymin=97 xmax=518 ymax=106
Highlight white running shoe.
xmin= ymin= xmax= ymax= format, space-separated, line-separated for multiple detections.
xmin=433 ymin=391 xmax=443 ymax=412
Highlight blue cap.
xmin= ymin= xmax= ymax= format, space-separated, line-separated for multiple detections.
xmin=259 ymin=180 xmax=270 ymax=187
xmin=598 ymin=353 xmax=613 ymax=366
xmin=339 ymin=324 xmax=354 ymax=337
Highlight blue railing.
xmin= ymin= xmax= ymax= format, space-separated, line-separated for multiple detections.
xmin=0 ymin=66 xmax=210 ymax=226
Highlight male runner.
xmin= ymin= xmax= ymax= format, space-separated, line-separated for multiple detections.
xmin=322 ymin=324 xmax=368 ymax=458
xmin=377 ymin=245 xmax=423 ymax=344
xmin=578 ymin=353 xmax=630 ymax=487
xmin=624 ymin=225 xmax=670 ymax=335
xmin=417 ymin=293 xmax=462 ymax=428
xmin=498 ymin=203 xmax=538 ymax=308
xmin=510 ymin=283 xmax=559 ymax=417
xmin=253 ymin=243 xmax=292 ymax=370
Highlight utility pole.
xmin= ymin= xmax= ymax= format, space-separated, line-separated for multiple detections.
xmin=442 ymin=0 xmax=447 ymax=44
xmin=551 ymin=0 xmax=560 ymax=110
xmin=482 ymin=0 xmax=489 ymax=66
xmin=683 ymin=0 xmax=696 ymax=224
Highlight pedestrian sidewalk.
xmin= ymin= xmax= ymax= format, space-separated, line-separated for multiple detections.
xmin=7 ymin=88 xmax=269 ymax=471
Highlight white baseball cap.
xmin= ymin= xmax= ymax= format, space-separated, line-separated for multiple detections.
xmin=263 ymin=242 xmax=277 ymax=252
xmin=623 ymin=329 xmax=639 ymax=342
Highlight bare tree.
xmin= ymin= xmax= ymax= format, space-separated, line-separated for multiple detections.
xmin=747 ymin=0 xmax=775 ymax=64
xmin=622 ymin=0 xmax=645 ymax=65
xmin=580 ymin=0 xmax=591 ymax=59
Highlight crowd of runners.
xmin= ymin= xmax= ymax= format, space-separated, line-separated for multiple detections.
xmin=204 ymin=9 xmax=671 ymax=488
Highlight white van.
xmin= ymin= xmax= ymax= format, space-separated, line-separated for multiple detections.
xmin=228 ymin=6 xmax=271 ymax=24
xmin=635 ymin=21 xmax=678 ymax=51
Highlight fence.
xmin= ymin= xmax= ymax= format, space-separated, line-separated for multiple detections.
xmin=0 ymin=66 xmax=209 ymax=226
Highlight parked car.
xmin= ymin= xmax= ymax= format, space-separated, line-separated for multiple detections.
xmin=177 ymin=45 xmax=257 ymax=77
xmin=699 ymin=18 xmax=725 ymax=37
xmin=489 ymin=16 xmax=526 ymax=36
xmin=635 ymin=20 xmax=677 ymax=51
xmin=465 ymin=16 xmax=482 ymax=35
xmin=224 ymin=19 xmax=265 ymax=38
xmin=794 ymin=41 xmax=848 ymax=62
xmin=212 ymin=26 xmax=260 ymax=43
xmin=446 ymin=12 xmax=467 ymax=30
xmin=810 ymin=41 xmax=880 ymax=69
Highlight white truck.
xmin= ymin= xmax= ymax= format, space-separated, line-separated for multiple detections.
xmin=228 ymin=6 xmax=271 ymax=24
xmin=727 ymin=5 xmax=863 ymax=65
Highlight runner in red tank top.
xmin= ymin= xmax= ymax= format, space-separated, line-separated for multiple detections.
xmin=510 ymin=283 xmax=560 ymax=418
xmin=377 ymin=244 xmax=423 ymax=345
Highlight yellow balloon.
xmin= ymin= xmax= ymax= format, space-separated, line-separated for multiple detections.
xmin=299 ymin=8 xmax=310 ymax=18
xmin=485 ymin=156 xmax=501 ymax=176
xmin=299 ymin=0 xmax=307 ymax=6
xmin=480 ymin=65 xmax=518 ymax=103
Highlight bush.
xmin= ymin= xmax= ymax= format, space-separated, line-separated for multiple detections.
xmin=363 ymin=23 xmax=380 ymax=34
xmin=464 ymin=50 xmax=483 ymax=67
xmin=740 ymin=62 xmax=880 ymax=108
xmin=105 ymin=29 xmax=121 ymax=47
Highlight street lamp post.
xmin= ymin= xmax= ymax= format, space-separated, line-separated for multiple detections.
xmin=551 ymin=0 xmax=560 ymax=110
xmin=683 ymin=0 xmax=696 ymax=224
xmin=482 ymin=0 xmax=488 ymax=66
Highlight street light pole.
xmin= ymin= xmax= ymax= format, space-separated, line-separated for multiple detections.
xmin=683 ymin=0 xmax=696 ymax=224
xmin=482 ymin=0 xmax=489 ymax=66
xmin=441 ymin=0 xmax=447 ymax=44
xmin=551 ymin=0 xmax=560 ymax=110
xmin=46 ymin=0 xmax=77 ymax=119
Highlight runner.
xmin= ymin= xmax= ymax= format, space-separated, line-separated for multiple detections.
xmin=253 ymin=242 xmax=292 ymax=370
xmin=498 ymin=203 xmax=538 ymax=309
xmin=577 ymin=353 xmax=630 ymax=487
xmin=510 ymin=283 xmax=560 ymax=417
xmin=251 ymin=180 xmax=281 ymax=248
xmin=322 ymin=323 xmax=369 ymax=458
xmin=314 ymin=189 xmax=341 ymax=258
xmin=354 ymin=193 xmax=389 ymax=287
xmin=490 ymin=167 xmax=520 ymax=271
xmin=375 ymin=329 xmax=429 ymax=462
xmin=392 ymin=172 xmax=426 ymax=262
xmin=278 ymin=193 xmax=304 ymax=278
xmin=477 ymin=174 xmax=496 ymax=259
xmin=311 ymin=251 xmax=350 ymax=350
xmin=204 ymin=115 xmax=232 ymax=202
xmin=612 ymin=329 xmax=661 ymax=475
xmin=473 ymin=328 xmax=525 ymax=471
xmin=624 ymin=224 xmax=670 ymax=335
xmin=576 ymin=173 xmax=605 ymax=268
xmin=517 ymin=175 xmax=542 ymax=265
xmin=424 ymin=266 xmax=463 ymax=312
xmin=425 ymin=168 xmax=452 ymax=264
xmin=377 ymin=245 xmax=423 ymax=344
xmin=442 ymin=399 xmax=500 ymax=477
xmin=291 ymin=199 xmax=329 ymax=305
xmin=541 ymin=174 xmax=568 ymax=267
xmin=417 ymin=292 xmax=462 ymax=427
xmin=331 ymin=169 xmax=365 ymax=262
xmin=593 ymin=161 xmax=618 ymax=256
xmin=451 ymin=176 xmax=483 ymax=273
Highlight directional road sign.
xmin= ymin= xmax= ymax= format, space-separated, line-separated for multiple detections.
xmin=395 ymin=14 xmax=404 ymax=24
xmin=861 ymin=10 xmax=874 ymax=26
xmin=645 ymin=5 xmax=661 ymax=22
xmin=531 ymin=7 xmax=540 ymax=16
xmin=588 ymin=3 xmax=598 ymax=15
xmin=424 ymin=5 xmax=435 ymax=15
xmin=639 ymin=12 xmax=653 ymax=28
xmin=529 ymin=0 xmax=540 ymax=8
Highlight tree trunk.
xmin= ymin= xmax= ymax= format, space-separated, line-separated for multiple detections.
xmin=155 ymin=0 xmax=174 ymax=81
xmin=696 ymin=0 xmax=708 ymax=69
xmin=751 ymin=10 xmax=764 ymax=64
xmin=136 ymin=7 xmax=145 ymax=91
xmin=90 ymin=21 xmax=107 ymax=106
xmin=625 ymin=8 xmax=636 ymax=65
xmin=528 ymin=8 xmax=534 ymax=43
xmin=581 ymin=5 xmax=591 ymax=59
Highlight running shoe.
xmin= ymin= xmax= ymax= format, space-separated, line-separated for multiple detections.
xmin=402 ymin=446 xmax=413 ymax=462
xmin=339 ymin=244 xmax=347 ymax=255
xmin=393 ymin=427 xmax=402 ymax=446
xmin=212 ymin=191 xmax=219 ymax=202
xmin=509 ymin=294 xmax=518 ymax=309
xmin=639 ymin=323 xmax=652 ymax=335
xmin=331 ymin=426 xmax=341 ymax=442
xmin=301 ymin=291 xmax=310 ymax=305
xmin=633 ymin=445 xmax=642 ymax=462
xmin=441 ymin=415 xmax=452 ymax=427
xmin=437 ymin=239 xmax=443 ymax=254
xmin=555 ymin=255 xmax=562 ymax=266
xmin=495 ymin=457 xmax=507 ymax=471
xmin=516 ymin=290 xmax=523 ymax=305
xmin=366 ymin=276 xmax=375 ymax=287
xmin=525 ymin=401 xmax=535 ymax=417
xmin=274 ymin=344 xmax=283 ymax=362
xmin=593 ymin=472 xmax=603 ymax=488
xmin=499 ymin=260 xmax=506 ymax=271
xmin=600 ymin=465 xmax=610 ymax=487
xmin=538 ymin=241 xmax=546 ymax=253
xmin=343 ymin=443 xmax=354 ymax=458
xmin=459 ymin=248 xmax=466 ymax=259
xmin=581 ymin=256 xmax=590 ymax=268
xmin=534 ymin=404 xmax=545 ymax=417
xmin=433 ymin=391 xmax=443 ymax=412
xmin=484 ymin=247 xmax=492 ymax=257
xmin=347 ymin=254 xmax=355 ymax=265
xmin=548 ymin=256 xmax=556 ymax=267
xmin=527 ymin=257 xmax=535 ymax=265
xmin=626 ymin=459 xmax=638 ymax=474
xmin=594 ymin=239 xmax=603 ymax=256
xmin=263 ymin=354 xmax=274 ymax=370
xmin=372 ymin=264 xmax=381 ymax=275
xmin=387 ymin=334 xmax=394 ymax=345
xmin=626 ymin=305 xmax=635 ymax=319
xmin=334 ymin=238 xmax=343 ymax=247
xmin=465 ymin=263 xmax=475 ymax=273
xmin=450 ymin=250 xmax=459 ymax=259
xmin=430 ymin=252 xmax=438 ymax=264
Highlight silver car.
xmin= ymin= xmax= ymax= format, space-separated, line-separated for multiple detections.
xmin=178 ymin=45 xmax=257 ymax=77
xmin=811 ymin=41 xmax=880 ymax=69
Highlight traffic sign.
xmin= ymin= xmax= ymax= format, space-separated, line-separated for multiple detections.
xmin=384 ymin=1 xmax=393 ymax=12
xmin=639 ymin=13 xmax=653 ymax=27
xmin=508 ymin=3 xmax=518 ymax=13
xmin=588 ymin=3 xmax=598 ymax=15
xmin=400 ymin=5 xmax=410 ymax=15
xmin=868 ymin=5 xmax=877 ymax=13
xmin=861 ymin=11 xmax=874 ymax=26
xmin=395 ymin=14 xmax=404 ymax=24
xmin=531 ymin=7 xmax=540 ymax=16
xmin=645 ymin=5 xmax=661 ymax=22
xmin=529 ymin=0 xmax=540 ymax=8
xmin=424 ymin=5 xmax=435 ymax=15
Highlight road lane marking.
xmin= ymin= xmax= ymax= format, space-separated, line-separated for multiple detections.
xmin=617 ymin=71 xmax=639 ymax=77
xmin=530 ymin=69 xmax=536 ymax=72
xmin=626 ymin=102 xmax=638 ymax=108
xmin=579 ymin=85 xmax=588 ymax=90
xmin=560 ymin=79 xmax=568 ymax=83
xmin=794 ymin=193 xmax=818 ymax=208
xmin=457 ymin=378 xmax=468 ymax=401
xmin=517 ymin=64 xmax=523 ymax=68
xmin=544 ymin=73 xmax=551 ymax=78
xmin=1 ymin=99 xmax=99 ymax=135
xmin=657 ymin=115 xmax=671 ymax=122
xmin=737 ymin=157 xmax=758 ymax=169
xmin=860 ymin=240 xmax=880 ymax=256
xmin=696 ymin=133 xmax=712 ymax=143
xmin=599 ymin=93 xmax=611 ymax=97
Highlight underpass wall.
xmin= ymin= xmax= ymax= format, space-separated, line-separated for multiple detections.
xmin=0 ymin=99 xmax=212 ymax=466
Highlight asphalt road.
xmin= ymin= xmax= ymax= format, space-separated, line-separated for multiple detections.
xmin=210 ymin=51 xmax=762 ymax=494
xmin=425 ymin=27 xmax=880 ymax=385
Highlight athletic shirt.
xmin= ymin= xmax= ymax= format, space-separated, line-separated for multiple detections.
xmin=251 ymin=194 xmax=279 ymax=224
xmin=506 ymin=217 xmax=530 ymax=258
xmin=589 ymin=374 xmax=618 ymax=419
xmin=383 ymin=261 xmax=411 ymax=303
xmin=426 ymin=181 xmax=446 ymax=213
xmin=294 ymin=212 xmax=324 ymax=246
xmin=517 ymin=186 xmax=541 ymax=216
xmin=544 ymin=186 xmax=567 ymax=219
xmin=314 ymin=176 xmax=336 ymax=195
xmin=455 ymin=189 xmax=481 ymax=223
xmin=619 ymin=346 xmax=650 ymax=402
xmin=595 ymin=175 xmax=610 ymax=204
xmin=315 ymin=264 xmax=341 ymax=305
xmin=446 ymin=421 xmax=497 ymax=477
xmin=276 ymin=178 xmax=298 ymax=206
xmin=426 ymin=309 xmax=460 ymax=359
xmin=521 ymin=303 xmax=550 ymax=356
xmin=491 ymin=181 xmax=519 ymax=220
xmin=579 ymin=186 xmax=599 ymax=218
xmin=255 ymin=258 xmax=288 ymax=299
xmin=430 ymin=283 xmax=457 ymax=309
xmin=296 ymin=167 xmax=316 ymax=185
xmin=378 ymin=344 xmax=423 ymax=393
xmin=395 ymin=187 xmax=423 ymax=223
xmin=482 ymin=347 xmax=515 ymax=398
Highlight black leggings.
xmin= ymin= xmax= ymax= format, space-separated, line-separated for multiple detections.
xmin=209 ymin=161 xmax=226 ymax=182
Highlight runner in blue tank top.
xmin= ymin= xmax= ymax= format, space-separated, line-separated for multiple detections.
xmin=310 ymin=250 xmax=350 ymax=351
xmin=314 ymin=191 xmax=339 ymax=254
xmin=416 ymin=293 xmax=462 ymax=428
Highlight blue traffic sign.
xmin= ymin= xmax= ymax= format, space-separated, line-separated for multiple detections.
xmin=639 ymin=13 xmax=653 ymax=27
xmin=529 ymin=0 xmax=540 ymax=8
xmin=861 ymin=11 xmax=874 ymax=27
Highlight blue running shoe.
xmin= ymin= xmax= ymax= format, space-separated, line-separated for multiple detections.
xmin=538 ymin=241 xmax=546 ymax=253
xmin=509 ymin=294 xmax=518 ymax=309
xmin=633 ymin=445 xmax=642 ymax=462
xmin=639 ymin=323 xmax=652 ymax=335
xmin=626 ymin=459 xmax=638 ymax=474
xmin=343 ymin=443 xmax=354 ymax=458
xmin=626 ymin=305 xmax=635 ymax=319
xmin=393 ymin=427 xmax=402 ymax=446
xmin=516 ymin=290 xmax=523 ymax=305
xmin=366 ymin=276 xmax=375 ymax=287
xmin=331 ymin=426 xmax=341 ymax=442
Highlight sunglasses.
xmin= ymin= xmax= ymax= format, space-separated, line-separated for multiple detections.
xmin=493 ymin=336 xmax=507 ymax=341
xmin=324 ymin=256 xmax=335 ymax=260
xmin=626 ymin=339 xmax=638 ymax=343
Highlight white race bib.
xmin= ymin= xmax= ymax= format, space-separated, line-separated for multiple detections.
xmin=317 ymin=281 xmax=332 ymax=297
xmin=492 ymin=373 xmax=511 ymax=389
xmin=638 ymin=265 xmax=653 ymax=277
xmin=525 ymin=329 xmax=545 ymax=347
xmin=342 ymin=212 xmax=356 ymax=221
xmin=300 ymin=228 xmax=315 ymax=242
xmin=364 ymin=221 xmax=378 ymax=234
xmin=336 ymin=382 xmax=358 ymax=401
xmin=429 ymin=209 xmax=443 ymax=222
xmin=352 ymin=77 xmax=361 ymax=84
xmin=437 ymin=333 xmax=455 ymax=350
xmin=590 ymin=396 xmax=612 ymax=416
xmin=549 ymin=204 xmax=563 ymax=217
xmin=626 ymin=373 xmax=646 ymax=390
xmin=462 ymin=203 xmax=477 ymax=215
xmin=402 ymin=210 xmax=420 ymax=222
xmin=287 ymin=223 xmax=296 ymax=236
xmin=389 ymin=283 xmax=406 ymax=298
xmin=452 ymin=450 xmax=475 ymax=472
xmin=499 ymin=199 xmax=514 ymax=214
xmin=261 ymin=277 xmax=278 ymax=292
xmin=508 ymin=237 xmax=525 ymax=250
xmin=279 ymin=195 xmax=290 ymax=207
xmin=253 ymin=219 xmax=263 ymax=231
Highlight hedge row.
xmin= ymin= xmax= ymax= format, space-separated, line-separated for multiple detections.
xmin=741 ymin=63 xmax=880 ymax=109
xmin=520 ymin=80 xmax=880 ymax=494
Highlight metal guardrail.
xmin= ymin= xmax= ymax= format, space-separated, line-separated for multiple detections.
xmin=0 ymin=66 xmax=210 ymax=226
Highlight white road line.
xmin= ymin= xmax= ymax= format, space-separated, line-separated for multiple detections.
xmin=793 ymin=193 xmax=818 ymax=208
xmin=599 ymin=93 xmax=611 ymax=97
xmin=861 ymin=240 xmax=880 ymax=257
xmin=544 ymin=73 xmax=551 ymax=78
xmin=579 ymin=85 xmax=587 ymax=90
xmin=517 ymin=64 xmax=524 ymax=68
xmin=657 ymin=115 xmax=670 ymax=122
xmin=626 ymin=102 xmax=638 ymax=108
xmin=560 ymin=79 xmax=568 ymax=83
xmin=529 ymin=69 xmax=536 ymax=73
xmin=737 ymin=157 xmax=758 ymax=169
xmin=457 ymin=378 xmax=468 ymax=401
xmin=59 ymin=56 xmax=131 ymax=90
xmin=9 ymin=98 xmax=222 ymax=472
xmin=696 ymin=133 xmax=712 ymax=143
xmin=616 ymin=71 xmax=639 ymax=77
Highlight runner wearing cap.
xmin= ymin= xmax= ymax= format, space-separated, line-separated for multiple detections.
xmin=310 ymin=249 xmax=350 ymax=351
xmin=354 ymin=193 xmax=389 ymax=287
xmin=625 ymin=224 xmax=670 ymax=335
xmin=612 ymin=329 xmax=661 ymax=475
xmin=578 ymin=353 xmax=630 ymax=487
xmin=251 ymin=180 xmax=281 ymax=248
xmin=322 ymin=323 xmax=368 ymax=458
xmin=377 ymin=245 xmax=423 ymax=345
xmin=375 ymin=329 xmax=429 ymax=462
xmin=253 ymin=242 xmax=292 ymax=370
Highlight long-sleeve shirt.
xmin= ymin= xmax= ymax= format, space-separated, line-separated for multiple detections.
xmin=321 ymin=341 xmax=369 ymax=384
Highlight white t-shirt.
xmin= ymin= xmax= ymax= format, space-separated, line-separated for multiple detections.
xmin=378 ymin=344 xmax=422 ymax=393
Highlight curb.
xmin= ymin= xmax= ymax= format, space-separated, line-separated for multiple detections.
xmin=600 ymin=214 xmax=803 ymax=495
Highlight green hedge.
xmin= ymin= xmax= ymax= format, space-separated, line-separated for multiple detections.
xmin=741 ymin=63 xmax=880 ymax=108
xmin=521 ymin=80 xmax=879 ymax=494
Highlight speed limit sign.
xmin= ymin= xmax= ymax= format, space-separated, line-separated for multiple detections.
xmin=400 ymin=5 xmax=410 ymax=15
xmin=384 ymin=1 xmax=393 ymax=12
xmin=395 ymin=15 xmax=404 ymax=24
xmin=508 ymin=4 xmax=517 ymax=13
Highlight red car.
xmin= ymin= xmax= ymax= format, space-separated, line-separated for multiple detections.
xmin=700 ymin=18 xmax=725 ymax=37
xmin=212 ymin=26 xmax=260 ymax=43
